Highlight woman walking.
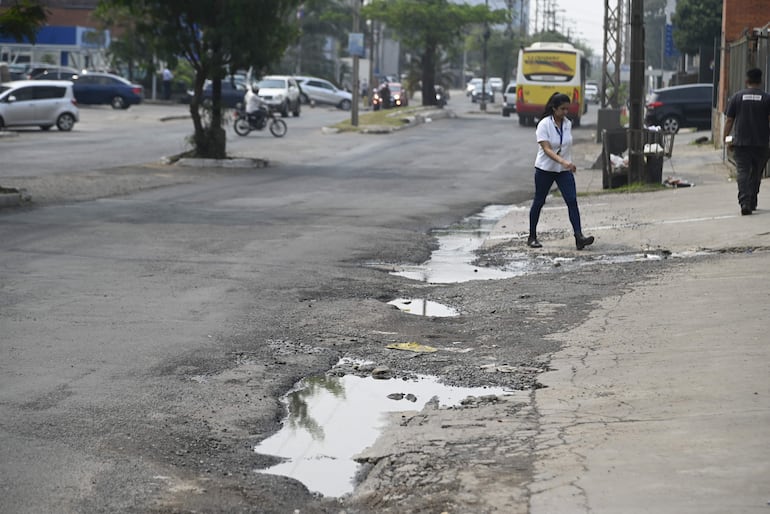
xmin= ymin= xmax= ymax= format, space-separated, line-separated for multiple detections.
xmin=527 ymin=92 xmax=594 ymax=250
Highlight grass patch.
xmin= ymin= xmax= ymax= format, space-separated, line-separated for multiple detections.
xmin=603 ymin=182 xmax=667 ymax=193
xmin=548 ymin=182 xmax=667 ymax=198
xmin=331 ymin=106 xmax=430 ymax=132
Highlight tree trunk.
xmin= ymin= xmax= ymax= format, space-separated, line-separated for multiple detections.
xmin=421 ymin=43 xmax=437 ymax=106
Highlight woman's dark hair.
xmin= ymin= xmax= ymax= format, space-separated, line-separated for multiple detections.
xmin=541 ymin=92 xmax=571 ymax=119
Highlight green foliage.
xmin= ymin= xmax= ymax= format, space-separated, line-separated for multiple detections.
xmin=0 ymin=0 xmax=47 ymax=43
xmin=98 ymin=0 xmax=302 ymax=159
xmin=363 ymin=0 xmax=507 ymax=106
xmin=274 ymin=0 xmax=351 ymax=80
xmin=671 ymin=0 xmax=722 ymax=55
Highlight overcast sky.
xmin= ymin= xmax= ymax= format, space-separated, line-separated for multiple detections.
xmin=483 ymin=0 xmax=608 ymax=55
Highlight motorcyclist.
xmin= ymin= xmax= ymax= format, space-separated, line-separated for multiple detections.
xmin=244 ymin=86 xmax=267 ymax=128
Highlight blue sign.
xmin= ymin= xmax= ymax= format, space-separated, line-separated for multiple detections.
xmin=665 ymin=24 xmax=680 ymax=58
xmin=348 ymin=33 xmax=365 ymax=58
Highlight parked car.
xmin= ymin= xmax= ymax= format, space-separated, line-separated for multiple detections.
xmin=254 ymin=75 xmax=301 ymax=117
xmin=0 ymin=62 xmax=27 ymax=81
xmin=489 ymin=77 xmax=504 ymax=92
xmin=585 ymin=82 xmax=600 ymax=104
xmin=189 ymin=79 xmax=248 ymax=109
xmin=502 ymin=81 xmax=517 ymax=117
xmin=295 ymin=76 xmax=352 ymax=110
xmin=471 ymin=83 xmax=495 ymax=103
xmin=29 ymin=66 xmax=80 ymax=81
xmin=71 ymin=72 xmax=143 ymax=109
xmin=0 ymin=79 xmax=79 ymax=131
xmin=644 ymin=83 xmax=713 ymax=133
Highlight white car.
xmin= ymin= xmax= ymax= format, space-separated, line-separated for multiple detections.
xmin=0 ymin=80 xmax=79 ymax=131
xmin=502 ymin=82 xmax=517 ymax=117
xmin=585 ymin=83 xmax=600 ymax=104
xmin=295 ymin=76 xmax=352 ymax=110
xmin=466 ymin=78 xmax=482 ymax=97
xmin=255 ymin=75 xmax=301 ymax=117
xmin=489 ymin=77 xmax=504 ymax=92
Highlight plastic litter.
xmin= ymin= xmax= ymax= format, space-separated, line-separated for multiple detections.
xmin=663 ymin=176 xmax=693 ymax=188
xmin=386 ymin=342 xmax=438 ymax=353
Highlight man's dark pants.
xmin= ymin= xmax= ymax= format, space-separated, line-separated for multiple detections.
xmin=733 ymin=146 xmax=769 ymax=209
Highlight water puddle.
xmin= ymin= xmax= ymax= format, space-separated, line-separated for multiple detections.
xmin=389 ymin=204 xmax=524 ymax=283
xmin=254 ymin=369 xmax=512 ymax=497
xmin=387 ymin=298 xmax=459 ymax=317
xmin=368 ymin=203 xmax=713 ymax=284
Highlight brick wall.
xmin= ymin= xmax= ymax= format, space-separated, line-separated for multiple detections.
xmin=723 ymin=0 xmax=770 ymax=42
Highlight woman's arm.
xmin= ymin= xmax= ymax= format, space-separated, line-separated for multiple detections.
xmin=539 ymin=141 xmax=576 ymax=172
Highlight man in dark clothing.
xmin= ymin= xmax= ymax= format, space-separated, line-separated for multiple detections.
xmin=379 ymin=82 xmax=391 ymax=109
xmin=724 ymin=67 xmax=770 ymax=215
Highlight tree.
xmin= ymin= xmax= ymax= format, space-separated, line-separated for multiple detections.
xmin=363 ymin=0 xmax=507 ymax=106
xmin=644 ymin=0 xmax=676 ymax=70
xmin=671 ymin=0 xmax=722 ymax=55
xmin=0 ymin=0 xmax=47 ymax=43
xmin=101 ymin=0 xmax=301 ymax=159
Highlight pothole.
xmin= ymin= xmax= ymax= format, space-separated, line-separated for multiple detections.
xmin=381 ymin=204 xmax=523 ymax=283
xmin=387 ymin=298 xmax=459 ymax=317
xmin=254 ymin=364 xmax=513 ymax=497
xmin=368 ymin=204 xmax=715 ymax=284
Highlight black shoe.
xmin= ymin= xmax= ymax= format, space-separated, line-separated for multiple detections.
xmin=741 ymin=205 xmax=752 ymax=215
xmin=575 ymin=233 xmax=595 ymax=250
xmin=527 ymin=237 xmax=542 ymax=248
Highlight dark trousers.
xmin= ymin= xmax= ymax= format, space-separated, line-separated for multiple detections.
xmin=733 ymin=146 xmax=769 ymax=208
xmin=163 ymin=80 xmax=171 ymax=100
xmin=530 ymin=168 xmax=583 ymax=236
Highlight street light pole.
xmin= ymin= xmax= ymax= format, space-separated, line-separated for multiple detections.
xmin=481 ymin=20 xmax=490 ymax=111
xmin=351 ymin=0 xmax=361 ymax=127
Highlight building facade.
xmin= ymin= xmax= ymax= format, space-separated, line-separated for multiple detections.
xmin=0 ymin=0 xmax=108 ymax=70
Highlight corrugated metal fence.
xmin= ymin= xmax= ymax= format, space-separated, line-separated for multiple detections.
xmin=725 ymin=25 xmax=770 ymax=177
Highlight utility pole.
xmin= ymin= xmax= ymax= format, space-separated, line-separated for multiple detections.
xmin=481 ymin=0 xmax=490 ymax=112
xmin=351 ymin=0 xmax=361 ymax=127
xmin=602 ymin=0 xmax=622 ymax=109
xmin=628 ymin=0 xmax=645 ymax=182
xmin=597 ymin=0 xmax=623 ymax=146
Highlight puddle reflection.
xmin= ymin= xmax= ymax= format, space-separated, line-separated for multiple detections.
xmin=387 ymin=298 xmax=458 ymax=317
xmin=391 ymin=204 xmax=523 ymax=284
xmin=254 ymin=373 xmax=511 ymax=497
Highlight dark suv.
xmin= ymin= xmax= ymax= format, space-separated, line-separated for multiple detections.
xmin=644 ymin=83 xmax=713 ymax=133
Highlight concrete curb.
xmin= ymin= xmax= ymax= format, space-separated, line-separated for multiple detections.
xmin=0 ymin=188 xmax=29 ymax=208
xmin=173 ymin=157 xmax=269 ymax=168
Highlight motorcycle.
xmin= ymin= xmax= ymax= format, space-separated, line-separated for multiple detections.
xmin=434 ymin=85 xmax=449 ymax=108
xmin=233 ymin=104 xmax=287 ymax=137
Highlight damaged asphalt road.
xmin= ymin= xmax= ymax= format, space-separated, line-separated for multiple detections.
xmin=0 ymin=112 xmax=706 ymax=513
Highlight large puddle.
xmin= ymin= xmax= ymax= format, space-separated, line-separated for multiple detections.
xmin=372 ymin=204 xmax=711 ymax=284
xmin=390 ymin=204 xmax=524 ymax=283
xmin=254 ymin=368 xmax=512 ymax=497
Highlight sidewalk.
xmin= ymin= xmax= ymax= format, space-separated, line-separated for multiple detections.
xmin=490 ymin=133 xmax=770 ymax=512
xmin=490 ymin=130 xmax=764 ymax=255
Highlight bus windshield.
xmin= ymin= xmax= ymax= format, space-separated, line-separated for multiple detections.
xmin=521 ymin=50 xmax=577 ymax=82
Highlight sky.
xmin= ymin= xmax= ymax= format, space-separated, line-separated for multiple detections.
xmin=568 ymin=0 xmax=607 ymax=55
xmin=484 ymin=0 xmax=609 ymax=56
